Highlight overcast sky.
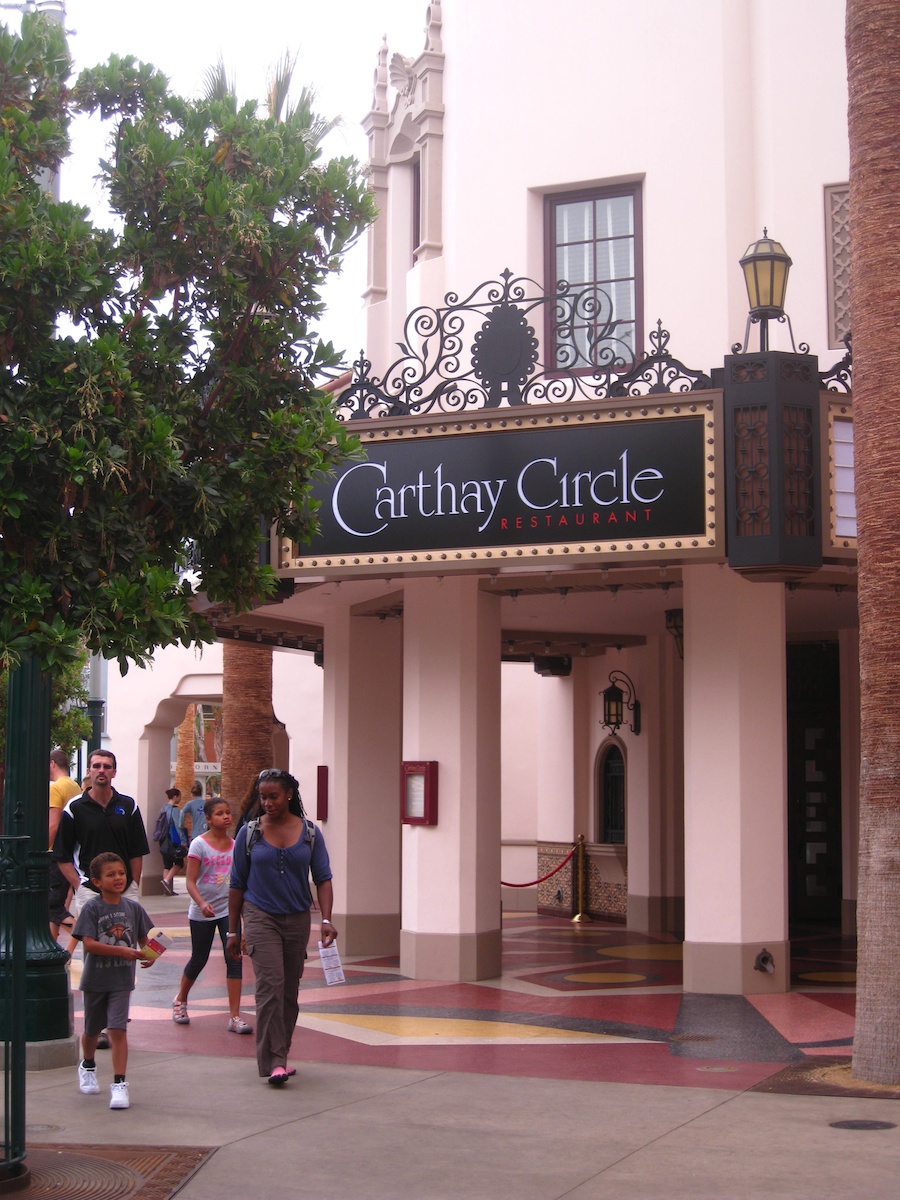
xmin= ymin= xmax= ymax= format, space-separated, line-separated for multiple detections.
xmin=5 ymin=0 xmax=428 ymax=360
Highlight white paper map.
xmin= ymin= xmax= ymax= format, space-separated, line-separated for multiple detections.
xmin=317 ymin=939 xmax=346 ymax=985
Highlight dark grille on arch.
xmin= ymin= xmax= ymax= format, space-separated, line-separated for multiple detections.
xmin=335 ymin=269 xmax=712 ymax=420
xmin=783 ymin=405 xmax=816 ymax=537
xmin=734 ymin=405 xmax=771 ymax=537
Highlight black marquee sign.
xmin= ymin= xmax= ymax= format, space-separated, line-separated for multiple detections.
xmin=280 ymin=399 xmax=721 ymax=574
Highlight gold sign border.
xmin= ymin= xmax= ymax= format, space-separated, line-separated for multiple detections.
xmin=280 ymin=393 xmax=723 ymax=576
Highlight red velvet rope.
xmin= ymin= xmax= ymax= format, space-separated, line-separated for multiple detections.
xmin=501 ymin=843 xmax=577 ymax=887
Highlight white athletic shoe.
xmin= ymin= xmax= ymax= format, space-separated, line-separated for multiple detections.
xmin=78 ymin=1063 xmax=99 ymax=1095
xmin=109 ymin=1081 xmax=130 ymax=1110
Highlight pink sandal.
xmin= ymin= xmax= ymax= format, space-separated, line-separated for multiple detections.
xmin=268 ymin=1067 xmax=289 ymax=1086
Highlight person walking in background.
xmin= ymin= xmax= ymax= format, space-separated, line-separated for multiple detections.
xmin=171 ymin=796 xmax=252 ymax=1034
xmin=159 ymin=788 xmax=186 ymax=895
xmin=72 ymin=851 xmax=153 ymax=1110
xmin=227 ymin=768 xmax=335 ymax=1086
xmin=53 ymin=749 xmax=149 ymax=917
xmin=49 ymin=749 xmax=81 ymax=938
xmin=179 ymin=781 xmax=208 ymax=841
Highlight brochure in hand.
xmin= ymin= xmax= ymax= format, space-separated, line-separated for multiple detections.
xmin=142 ymin=928 xmax=173 ymax=963
xmin=317 ymin=939 xmax=346 ymax=985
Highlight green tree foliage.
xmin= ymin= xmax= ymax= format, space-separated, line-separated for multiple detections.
xmin=0 ymin=13 xmax=374 ymax=672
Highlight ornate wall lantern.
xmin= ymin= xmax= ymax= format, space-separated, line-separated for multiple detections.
xmin=602 ymin=671 xmax=641 ymax=736
xmin=738 ymin=230 xmax=793 ymax=352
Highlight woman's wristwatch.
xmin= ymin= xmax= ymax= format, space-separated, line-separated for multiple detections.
xmin=321 ymin=919 xmax=333 ymax=926
xmin=226 ymin=932 xmax=240 ymax=938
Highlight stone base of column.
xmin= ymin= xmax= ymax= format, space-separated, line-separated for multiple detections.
xmin=339 ymin=912 xmax=401 ymax=958
xmin=400 ymin=928 xmax=502 ymax=981
xmin=0 ymin=1034 xmax=79 ymax=1071
xmin=500 ymin=888 xmax=537 ymax=913
xmin=627 ymin=894 xmax=684 ymax=934
xmin=683 ymin=938 xmax=790 ymax=994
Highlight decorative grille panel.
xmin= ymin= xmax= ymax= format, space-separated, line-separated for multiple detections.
xmin=783 ymin=405 xmax=815 ymax=536
xmin=734 ymin=405 xmax=771 ymax=537
xmin=825 ymin=184 xmax=850 ymax=349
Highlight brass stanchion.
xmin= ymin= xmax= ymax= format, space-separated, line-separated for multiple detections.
xmin=571 ymin=833 xmax=592 ymax=923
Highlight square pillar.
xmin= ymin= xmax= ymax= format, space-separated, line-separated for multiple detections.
xmin=400 ymin=577 xmax=502 ymax=980
xmin=323 ymin=600 xmax=403 ymax=956
xmin=536 ymin=662 xmax=591 ymax=844
xmin=682 ymin=564 xmax=789 ymax=993
xmin=626 ymin=636 xmax=685 ymax=933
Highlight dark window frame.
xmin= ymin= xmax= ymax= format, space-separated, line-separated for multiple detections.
xmin=544 ymin=182 xmax=644 ymax=370
xmin=599 ymin=743 xmax=626 ymax=845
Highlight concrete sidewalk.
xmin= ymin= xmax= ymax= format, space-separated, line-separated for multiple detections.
xmin=25 ymin=1048 xmax=900 ymax=1199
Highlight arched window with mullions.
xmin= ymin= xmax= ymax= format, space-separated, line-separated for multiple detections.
xmin=599 ymin=744 xmax=626 ymax=845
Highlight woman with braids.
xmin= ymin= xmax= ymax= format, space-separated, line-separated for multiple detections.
xmin=227 ymin=768 xmax=336 ymax=1086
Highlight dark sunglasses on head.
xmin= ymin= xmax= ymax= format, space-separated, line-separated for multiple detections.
xmin=258 ymin=769 xmax=289 ymax=782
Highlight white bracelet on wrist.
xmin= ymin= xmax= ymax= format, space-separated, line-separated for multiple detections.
xmin=321 ymin=919 xmax=333 ymax=926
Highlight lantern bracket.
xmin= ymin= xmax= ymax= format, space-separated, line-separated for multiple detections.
xmin=602 ymin=670 xmax=641 ymax=736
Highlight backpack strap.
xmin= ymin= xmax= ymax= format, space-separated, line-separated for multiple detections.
xmin=245 ymin=817 xmax=262 ymax=861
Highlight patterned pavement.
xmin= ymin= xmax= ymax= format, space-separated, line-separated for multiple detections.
xmin=70 ymin=903 xmax=859 ymax=1093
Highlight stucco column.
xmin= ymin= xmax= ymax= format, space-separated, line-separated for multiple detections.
xmin=626 ymin=635 xmax=685 ymax=933
xmin=536 ymin=673 xmax=581 ymax=844
xmin=400 ymin=576 xmax=502 ymax=980
xmin=323 ymin=599 xmax=403 ymax=956
xmin=682 ymin=565 xmax=789 ymax=993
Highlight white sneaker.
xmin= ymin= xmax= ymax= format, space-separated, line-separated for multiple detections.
xmin=78 ymin=1063 xmax=99 ymax=1095
xmin=109 ymin=1081 xmax=130 ymax=1110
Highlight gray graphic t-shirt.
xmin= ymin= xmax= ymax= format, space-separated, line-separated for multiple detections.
xmin=73 ymin=895 xmax=153 ymax=992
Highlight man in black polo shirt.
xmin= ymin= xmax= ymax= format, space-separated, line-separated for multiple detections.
xmin=52 ymin=748 xmax=149 ymax=916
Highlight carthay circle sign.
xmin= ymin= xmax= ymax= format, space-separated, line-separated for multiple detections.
xmin=296 ymin=413 xmax=712 ymax=563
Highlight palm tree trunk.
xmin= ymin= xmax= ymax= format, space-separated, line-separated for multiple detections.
xmin=175 ymin=704 xmax=196 ymax=798
xmin=847 ymin=0 xmax=900 ymax=1084
xmin=221 ymin=640 xmax=275 ymax=824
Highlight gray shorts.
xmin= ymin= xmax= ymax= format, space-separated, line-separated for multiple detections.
xmin=83 ymin=989 xmax=131 ymax=1035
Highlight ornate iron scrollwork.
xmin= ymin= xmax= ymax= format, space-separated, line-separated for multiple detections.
xmin=608 ymin=321 xmax=713 ymax=397
xmin=819 ymin=332 xmax=852 ymax=393
xmin=334 ymin=269 xmax=712 ymax=420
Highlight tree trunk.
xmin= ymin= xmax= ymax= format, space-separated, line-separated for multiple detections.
xmin=847 ymin=0 xmax=900 ymax=1084
xmin=221 ymin=641 xmax=275 ymax=824
xmin=175 ymin=704 xmax=196 ymax=799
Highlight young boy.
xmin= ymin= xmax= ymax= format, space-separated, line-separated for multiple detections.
xmin=72 ymin=852 xmax=153 ymax=1109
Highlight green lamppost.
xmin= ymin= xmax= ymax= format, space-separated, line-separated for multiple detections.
xmin=0 ymin=653 xmax=74 ymax=1051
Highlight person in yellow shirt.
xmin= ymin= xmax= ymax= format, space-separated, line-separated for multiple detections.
xmin=49 ymin=749 xmax=82 ymax=938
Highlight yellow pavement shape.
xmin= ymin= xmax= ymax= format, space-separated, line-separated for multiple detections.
xmin=596 ymin=943 xmax=683 ymax=961
xmin=294 ymin=1012 xmax=655 ymax=1047
xmin=565 ymin=972 xmax=647 ymax=984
